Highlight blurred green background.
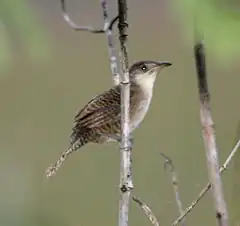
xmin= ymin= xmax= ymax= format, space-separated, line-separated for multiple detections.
xmin=0 ymin=0 xmax=239 ymax=226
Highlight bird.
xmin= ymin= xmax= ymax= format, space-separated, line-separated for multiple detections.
xmin=45 ymin=60 xmax=172 ymax=177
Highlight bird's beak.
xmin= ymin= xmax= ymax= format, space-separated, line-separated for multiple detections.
xmin=155 ymin=62 xmax=172 ymax=68
xmin=150 ymin=61 xmax=172 ymax=74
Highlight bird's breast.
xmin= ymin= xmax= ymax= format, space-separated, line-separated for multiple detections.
xmin=130 ymin=93 xmax=152 ymax=131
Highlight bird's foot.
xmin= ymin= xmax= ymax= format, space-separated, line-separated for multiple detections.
xmin=102 ymin=133 xmax=122 ymax=142
xmin=101 ymin=133 xmax=134 ymax=147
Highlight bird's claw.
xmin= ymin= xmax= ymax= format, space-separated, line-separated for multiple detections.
xmin=101 ymin=132 xmax=134 ymax=147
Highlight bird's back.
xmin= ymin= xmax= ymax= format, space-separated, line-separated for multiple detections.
xmin=70 ymin=83 xmax=152 ymax=144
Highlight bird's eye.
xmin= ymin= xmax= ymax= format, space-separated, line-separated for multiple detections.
xmin=141 ymin=64 xmax=147 ymax=71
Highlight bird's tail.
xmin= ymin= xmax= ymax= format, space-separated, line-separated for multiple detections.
xmin=45 ymin=138 xmax=86 ymax=178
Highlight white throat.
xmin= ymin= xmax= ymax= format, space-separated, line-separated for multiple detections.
xmin=137 ymin=74 xmax=156 ymax=96
xmin=130 ymin=74 xmax=156 ymax=131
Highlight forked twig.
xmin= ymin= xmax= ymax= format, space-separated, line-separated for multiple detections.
xmin=133 ymin=196 xmax=160 ymax=226
xmin=160 ymin=153 xmax=185 ymax=226
xmin=172 ymin=139 xmax=240 ymax=226
xmin=60 ymin=0 xmax=118 ymax=33
xmin=117 ymin=1 xmax=133 ymax=226
xmin=61 ymin=0 xmax=120 ymax=84
xmin=194 ymin=40 xmax=228 ymax=226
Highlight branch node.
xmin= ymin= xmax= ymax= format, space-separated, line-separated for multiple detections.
xmin=160 ymin=152 xmax=174 ymax=172
xmin=216 ymin=211 xmax=222 ymax=219
xmin=120 ymin=184 xmax=128 ymax=193
xmin=120 ymin=183 xmax=133 ymax=193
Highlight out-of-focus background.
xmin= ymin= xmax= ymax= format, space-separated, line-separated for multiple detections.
xmin=0 ymin=0 xmax=239 ymax=225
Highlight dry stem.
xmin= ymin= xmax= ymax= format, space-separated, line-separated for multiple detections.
xmin=117 ymin=1 xmax=133 ymax=226
xmin=160 ymin=153 xmax=185 ymax=226
xmin=194 ymin=41 xmax=228 ymax=226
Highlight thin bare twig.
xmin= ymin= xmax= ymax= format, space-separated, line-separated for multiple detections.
xmin=60 ymin=0 xmax=118 ymax=33
xmin=172 ymin=139 xmax=240 ymax=226
xmin=99 ymin=0 xmax=120 ymax=85
xmin=132 ymin=196 xmax=160 ymax=226
xmin=194 ymin=40 xmax=228 ymax=226
xmin=61 ymin=0 xmax=120 ymax=84
xmin=117 ymin=1 xmax=132 ymax=226
xmin=160 ymin=153 xmax=185 ymax=226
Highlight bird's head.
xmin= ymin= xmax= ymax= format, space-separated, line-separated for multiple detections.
xmin=129 ymin=60 xmax=172 ymax=90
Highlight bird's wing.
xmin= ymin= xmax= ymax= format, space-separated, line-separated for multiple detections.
xmin=73 ymin=85 xmax=121 ymax=128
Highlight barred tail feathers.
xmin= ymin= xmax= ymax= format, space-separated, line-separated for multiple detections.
xmin=45 ymin=138 xmax=86 ymax=178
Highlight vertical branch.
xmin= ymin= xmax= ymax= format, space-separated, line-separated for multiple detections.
xmin=99 ymin=0 xmax=120 ymax=85
xmin=194 ymin=41 xmax=229 ymax=226
xmin=117 ymin=1 xmax=133 ymax=226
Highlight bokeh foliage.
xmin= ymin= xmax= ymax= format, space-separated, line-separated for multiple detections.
xmin=0 ymin=0 xmax=51 ymax=71
xmin=173 ymin=0 xmax=240 ymax=62
xmin=1 ymin=0 xmax=239 ymax=70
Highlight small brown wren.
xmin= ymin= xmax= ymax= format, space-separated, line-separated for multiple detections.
xmin=46 ymin=60 xmax=172 ymax=177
